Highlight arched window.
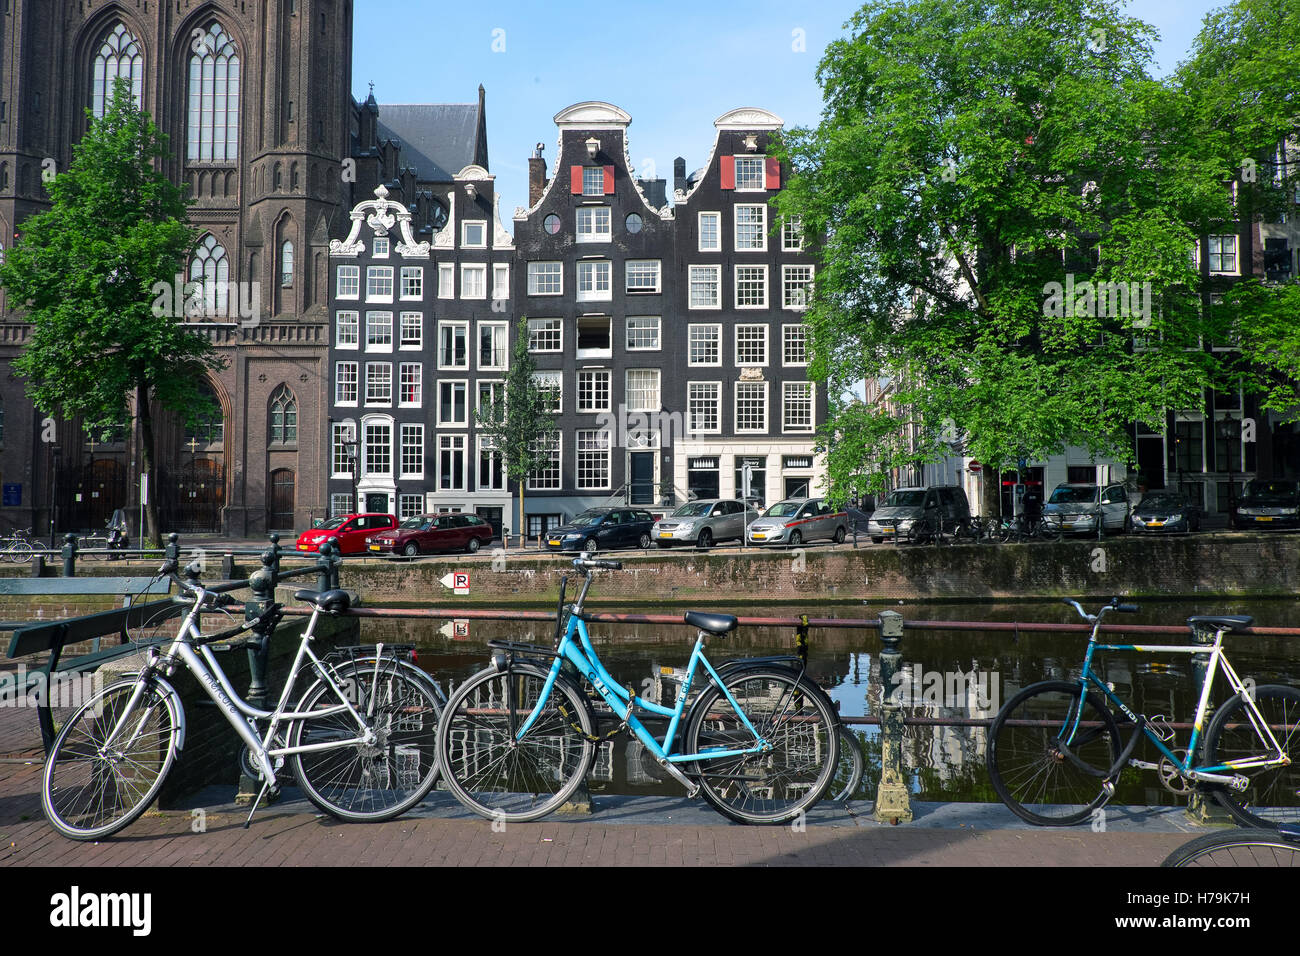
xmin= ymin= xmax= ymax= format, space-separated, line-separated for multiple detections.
xmin=280 ymin=240 xmax=294 ymax=288
xmin=188 ymin=234 xmax=229 ymax=316
xmin=186 ymin=22 xmax=240 ymax=162
xmin=269 ymin=385 xmax=297 ymax=444
xmin=92 ymin=23 xmax=144 ymax=118
xmin=184 ymin=382 xmax=224 ymax=446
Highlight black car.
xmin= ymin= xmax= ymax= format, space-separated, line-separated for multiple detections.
xmin=1231 ymin=479 xmax=1300 ymax=530
xmin=543 ymin=508 xmax=656 ymax=552
xmin=1130 ymin=493 xmax=1202 ymax=534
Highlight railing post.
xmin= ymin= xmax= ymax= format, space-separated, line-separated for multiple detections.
xmin=61 ymin=534 xmax=77 ymax=577
xmin=873 ymin=609 xmax=913 ymax=824
xmin=316 ymin=540 xmax=333 ymax=592
xmin=245 ymin=544 xmax=278 ymax=709
xmin=328 ymin=539 xmax=342 ymax=590
xmin=1186 ymin=622 xmax=1232 ymax=823
xmin=268 ymin=532 xmax=283 ymax=580
xmin=164 ymin=532 xmax=181 ymax=566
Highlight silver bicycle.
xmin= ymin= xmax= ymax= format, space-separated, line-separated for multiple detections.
xmin=40 ymin=559 xmax=443 ymax=840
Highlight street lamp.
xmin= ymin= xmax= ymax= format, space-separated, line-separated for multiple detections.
xmin=1218 ymin=418 xmax=1239 ymax=520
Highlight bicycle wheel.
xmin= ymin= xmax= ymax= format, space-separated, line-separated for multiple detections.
xmin=8 ymin=540 xmax=32 ymax=563
xmin=827 ymin=724 xmax=867 ymax=803
xmin=435 ymin=660 xmax=595 ymax=823
xmin=1162 ymin=828 xmax=1300 ymax=867
xmin=684 ymin=667 xmax=839 ymax=824
xmin=986 ymin=680 xmax=1121 ymax=826
xmin=41 ymin=677 xmax=181 ymax=840
xmin=290 ymin=659 xmax=443 ymax=822
xmin=1204 ymin=684 xmax=1300 ymax=828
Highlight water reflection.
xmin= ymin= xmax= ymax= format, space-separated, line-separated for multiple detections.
xmin=364 ymin=599 xmax=1300 ymax=807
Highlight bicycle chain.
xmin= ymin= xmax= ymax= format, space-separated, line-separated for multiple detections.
xmin=557 ymin=686 xmax=636 ymax=744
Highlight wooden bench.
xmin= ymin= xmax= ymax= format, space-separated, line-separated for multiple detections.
xmin=3 ymin=580 xmax=180 ymax=752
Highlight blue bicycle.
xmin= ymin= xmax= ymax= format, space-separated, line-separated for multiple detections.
xmin=435 ymin=556 xmax=841 ymax=824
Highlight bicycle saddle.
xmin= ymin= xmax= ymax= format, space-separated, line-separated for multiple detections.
xmin=294 ymin=588 xmax=351 ymax=613
xmin=684 ymin=611 xmax=738 ymax=635
xmin=1186 ymin=615 xmax=1254 ymax=633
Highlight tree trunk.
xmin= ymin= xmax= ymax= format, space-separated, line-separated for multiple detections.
xmin=517 ymin=487 xmax=526 ymax=549
xmin=136 ymin=383 xmax=162 ymax=547
xmin=982 ymin=464 xmax=1002 ymax=519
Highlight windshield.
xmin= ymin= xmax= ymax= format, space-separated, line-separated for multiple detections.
xmin=885 ymin=490 xmax=926 ymax=508
xmin=673 ymin=503 xmax=713 ymax=517
xmin=317 ymin=517 xmax=346 ymax=531
xmin=1049 ymin=486 xmax=1098 ymax=505
xmin=399 ymin=517 xmax=431 ymax=530
xmin=1244 ymin=480 xmax=1298 ymax=500
xmin=569 ymin=510 xmax=607 ymax=527
xmin=764 ymin=502 xmax=801 ymax=518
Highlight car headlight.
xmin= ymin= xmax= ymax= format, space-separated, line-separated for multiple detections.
xmin=1281 ymin=508 xmax=1299 ymax=516
xmin=563 ymin=533 xmax=583 ymax=540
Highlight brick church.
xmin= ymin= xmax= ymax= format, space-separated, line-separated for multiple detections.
xmin=0 ymin=0 xmax=484 ymax=538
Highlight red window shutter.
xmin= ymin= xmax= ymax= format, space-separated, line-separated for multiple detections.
xmin=720 ymin=156 xmax=735 ymax=190
xmin=765 ymin=157 xmax=781 ymax=189
xmin=603 ymin=164 xmax=615 ymax=194
xmin=570 ymin=165 xmax=583 ymax=194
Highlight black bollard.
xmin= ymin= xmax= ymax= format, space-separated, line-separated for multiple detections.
xmin=61 ymin=534 xmax=77 ymax=577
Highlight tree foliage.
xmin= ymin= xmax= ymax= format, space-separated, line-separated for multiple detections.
xmin=774 ymin=0 xmax=1277 ymax=503
xmin=0 ymin=78 xmax=222 ymax=542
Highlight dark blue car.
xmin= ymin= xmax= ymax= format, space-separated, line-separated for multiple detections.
xmin=543 ymin=508 xmax=655 ymax=552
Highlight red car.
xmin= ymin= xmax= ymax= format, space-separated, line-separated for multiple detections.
xmin=366 ymin=513 xmax=495 ymax=557
xmin=296 ymin=513 xmax=398 ymax=555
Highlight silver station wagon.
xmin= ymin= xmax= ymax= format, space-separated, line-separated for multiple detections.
xmin=746 ymin=497 xmax=849 ymax=546
xmin=653 ymin=499 xmax=759 ymax=548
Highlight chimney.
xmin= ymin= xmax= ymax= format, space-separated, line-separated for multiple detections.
xmin=529 ymin=142 xmax=548 ymax=207
xmin=673 ymin=157 xmax=686 ymax=195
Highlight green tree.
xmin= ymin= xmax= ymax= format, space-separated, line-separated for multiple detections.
xmin=774 ymin=0 xmax=1232 ymax=509
xmin=475 ymin=316 xmax=560 ymax=546
xmin=0 ymin=78 xmax=222 ymax=545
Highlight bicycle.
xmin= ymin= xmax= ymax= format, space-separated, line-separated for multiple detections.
xmin=40 ymin=559 xmax=443 ymax=840
xmin=1162 ymin=823 xmax=1300 ymax=867
xmin=986 ymin=597 xmax=1300 ymax=828
xmin=0 ymin=527 xmax=35 ymax=563
xmin=435 ymin=556 xmax=841 ymax=824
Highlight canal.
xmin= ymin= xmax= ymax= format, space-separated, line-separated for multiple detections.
xmin=359 ymin=597 xmax=1300 ymax=807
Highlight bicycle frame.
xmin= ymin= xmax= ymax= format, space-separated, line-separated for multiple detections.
xmin=509 ymin=574 xmax=774 ymax=791
xmin=1062 ymin=615 xmax=1288 ymax=786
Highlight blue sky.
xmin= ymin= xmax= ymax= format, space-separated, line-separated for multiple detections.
xmin=353 ymin=0 xmax=1226 ymax=217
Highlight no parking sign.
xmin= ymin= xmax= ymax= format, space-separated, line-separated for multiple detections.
xmin=439 ymin=571 xmax=470 ymax=595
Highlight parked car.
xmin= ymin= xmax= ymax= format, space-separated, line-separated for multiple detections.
xmin=866 ymin=486 xmax=970 ymax=543
xmin=366 ymin=513 xmax=494 ymax=556
xmin=746 ymin=498 xmax=848 ymax=546
xmin=653 ymin=499 xmax=759 ymax=548
xmin=1041 ymin=483 xmax=1129 ymax=535
xmin=544 ymin=508 xmax=656 ymax=552
xmin=1230 ymin=479 xmax=1300 ymax=530
xmin=1130 ymin=493 xmax=1202 ymax=534
xmin=295 ymin=513 xmax=398 ymax=555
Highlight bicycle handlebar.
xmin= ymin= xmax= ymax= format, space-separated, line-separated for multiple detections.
xmin=1061 ymin=597 xmax=1141 ymax=621
xmin=571 ymin=556 xmax=622 ymax=572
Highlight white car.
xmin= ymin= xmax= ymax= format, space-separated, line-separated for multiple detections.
xmin=746 ymin=498 xmax=848 ymax=546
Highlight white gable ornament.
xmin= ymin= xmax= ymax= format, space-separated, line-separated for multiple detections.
xmin=329 ymin=183 xmax=430 ymax=258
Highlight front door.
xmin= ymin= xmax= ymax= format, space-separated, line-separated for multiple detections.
xmin=476 ymin=506 xmax=503 ymax=540
xmin=365 ymin=492 xmax=389 ymax=514
xmin=629 ymin=453 xmax=655 ymax=505
xmin=268 ymin=469 xmax=295 ymax=530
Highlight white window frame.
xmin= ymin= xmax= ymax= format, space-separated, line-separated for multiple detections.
xmin=477 ymin=379 xmax=505 ymax=416
xmin=372 ymin=236 xmax=390 ymax=258
xmin=362 ymin=418 xmax=393 ymax=477
xmin=400 ymin=423 xmax=425 ymax=478
xmin=438 ymin=263 xmax=455 ymax=299
xmin=335 ymin=310 xmax=359 ymax=350
xmin=577 ymin=369 xmax=611 ymax=413
xmin=734 ymin=381 xmax=768 ymax=433
xmin=437 ymin=321 xmax=469 ymax=370
xmin=734 ymin=265 xmax=768 ymax=309
xmin=336 ymin=264 xmax=360 ymax=299
xmin=687 ymin=381 xmax=722 ymax=435
xmin=528 ymin=317 xmax=562 ymax=353
xmin=365 ymin=311 xmax=393 ymax=351
xmin=782 ymin=217 xmax=804 ymax=251
xmin=462 ymin=221 xmax=487 ymax=249
xmin=364 ymin=362 xmax=392 ymax=406
xmin=398 ymin=362 xmax=423 ymax=408
xmin=334 ymin=362 xmax=358 ymax=406
xmin=399 ymin=266 xmax=423 ymax=300
xmin=493 ymin=263 xmax=510 ymax=300
xmin=576 ymin=206 xmax=612 ymax=243
xmin=625 ymin=316 xmax=661 ymax=351
xmin=576 ymin=429 xmax=612 ymax=490
xmin=330 ymin=493 xmax=353 ymax=517
xmin=365 ymin=265 xmax=393 ymax=302
xmin=331 ymin=421 xmax=356 ymax=477
xmin=478 ymin=321 xmax=508 ymax=371
xmin=625 ymin=259 xmax=661 ymax=294
xmin=735 ymin=324 xmax=769 ymax=367
xmin=533 ymin=371 xmax=563 ymax=414
xmin=733 ymin=156 xmax=766 ymax=191
xmin=734 ymin=204 xmax=767 ymax=251
xmin=399 ymin=312 xmax=422 ymax=350
xmin=689 ymin=265 xmax=722 ymax=310
xmin=438 ymin=434 xmax=467 ymax=490
xmin=783 ymin=381 xmax=815 ymax=433
xmin=477 ymin=435 xmax=507 ymax=491
xmin=782 ymin=264 xmax=814 ymax=310
xmin=527 ymin=434 xmax=562 ymax=491
xmin=437 ymin=380 xmax=469 ymax=427
xmin=625 ymin=369 xmax=661 ymax=412
xmin=398 ymin=493 xmax=424 ymax=520
xmin=688 ymin=323 xmax=722 ymax=366
xmin=576 ymin=260 xmax=612 ymax=302
xmin=582 ymin=167 xmax=605 ymax=197
xmin=460 ymin=263 xmax=487 ymax=300
xmin=698 ymin=211 xmax=721 ymax=252
xmin=1208 ymin=235 xmax=1239 ymax=275
xmin=782 ymin=324 xmax=809 ymax=367
xmin=527 ymin=261 xmax=563 ymax=296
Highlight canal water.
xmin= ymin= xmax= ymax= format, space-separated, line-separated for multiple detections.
xmin=362 ymin=598 xmax=1300 ymax=807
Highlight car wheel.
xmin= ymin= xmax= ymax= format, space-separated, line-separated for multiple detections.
xmin=638 ymin=533 xmax=652 ymax=549
xmin=466 ymin=537 xmax=481 ymax=554
xmin=789 ymin=530 xmax=803 ymax=547
xmin=833 ymin=525 xmax=846 ymax=544
xmin=403 ymin=542 xmax=420 ymax=557
xmin=697 ymin=529 xmax=713 ymax=549
xmin=871 ymin=537 xmax=883 ymax=544
xmin=584 ymin=537 xmax=599 ymax=553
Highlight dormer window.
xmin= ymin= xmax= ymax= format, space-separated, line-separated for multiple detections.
xmin=372 ymin=236 xmax=389 ymax=257
xmin=462 ymin=221 xmax=486 ymax=248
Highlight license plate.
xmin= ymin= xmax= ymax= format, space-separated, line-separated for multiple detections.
xmin=1062 ymin=523 xmax=1074 ymax=530
xmin=298 ymin=544 xmax=309 ymax=550
xmin=549 ymin=539 xmax=562 ymax=546
xmin=1147 ymin=521 xmax=1164 ymax=527
xmin=752 ymin=533 xmax=766 ymax=540
xmin=369 ymin=544 xmax=382 ymax=551
xmin=1256 ymin=516 xmax=1274 ymax=522
xmin=659 ymin=532 xmax=672 ymax=538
